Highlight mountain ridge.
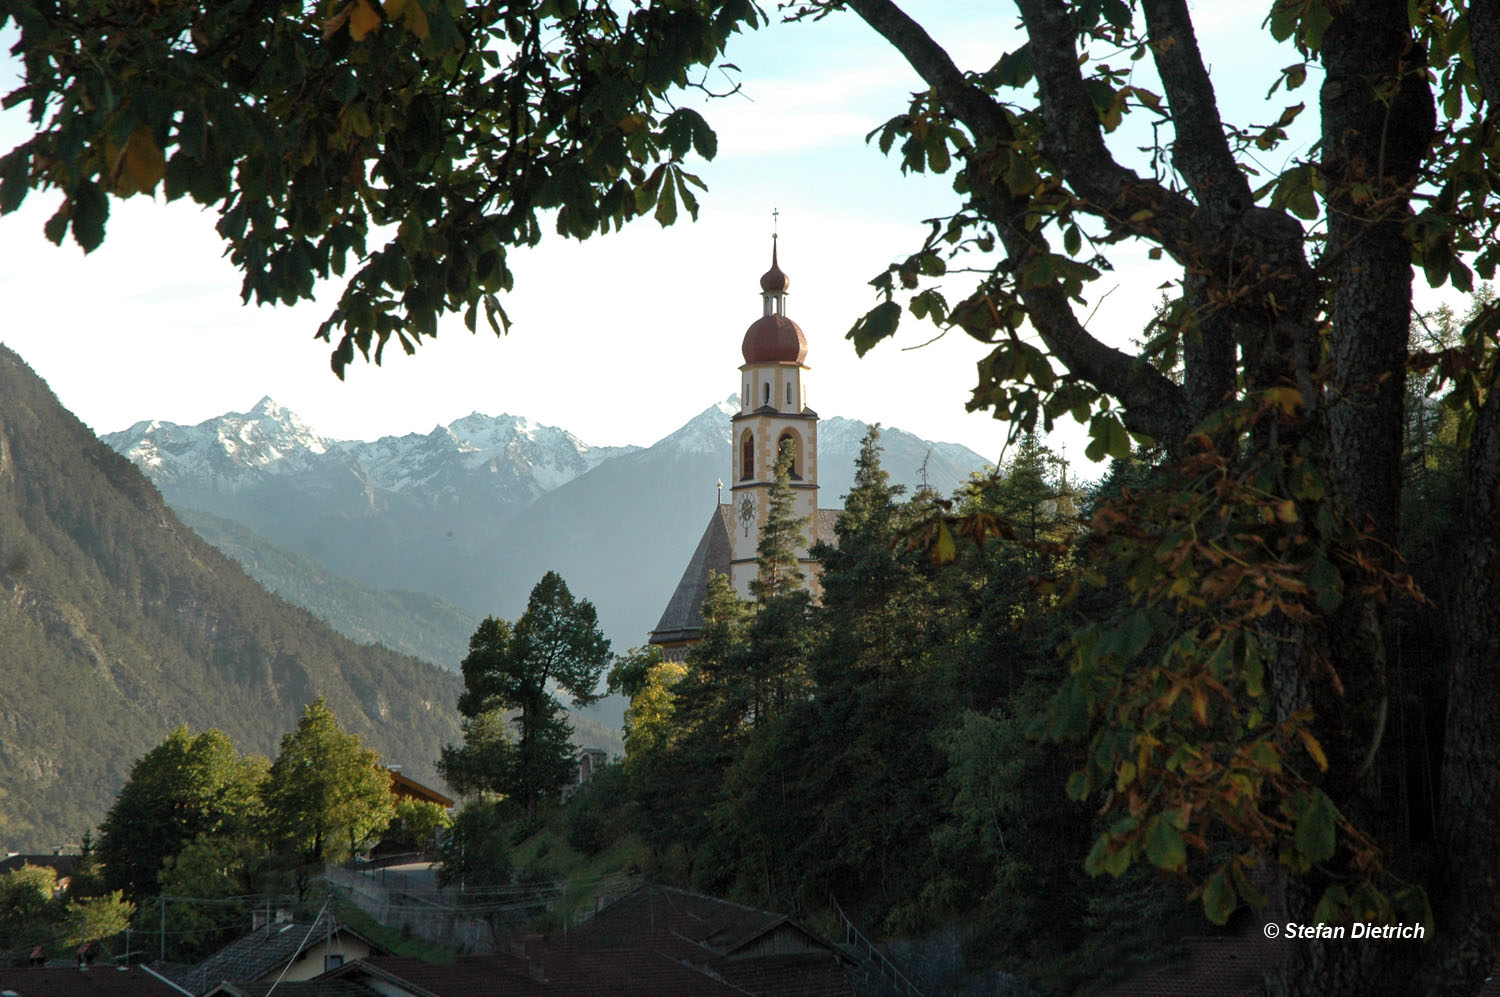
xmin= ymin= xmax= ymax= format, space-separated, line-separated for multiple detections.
xmin=100 ymin=396 xmax=994 ymax=734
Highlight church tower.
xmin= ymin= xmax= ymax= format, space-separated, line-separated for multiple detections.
xmin=728 ymin=238 xmax=820 ymax=597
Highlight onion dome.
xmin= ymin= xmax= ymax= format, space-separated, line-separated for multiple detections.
xmin=742 ymin=314 xmax=808 ymax=364
xmin=760 ymin=238 xmax=790 ymax=293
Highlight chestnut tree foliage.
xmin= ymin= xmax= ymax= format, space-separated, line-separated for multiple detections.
xmin=8 ymin=0 xmax=1500 ymax=991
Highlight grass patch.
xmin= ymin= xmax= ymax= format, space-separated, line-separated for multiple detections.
xmin=507 ymin=809 xmax=650 ymax=932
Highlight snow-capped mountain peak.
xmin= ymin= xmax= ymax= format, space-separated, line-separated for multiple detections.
xmin=652 ymin=396 xmax=738 ymax=457
xmin=102 ymin=398 xmax=330 ymax=484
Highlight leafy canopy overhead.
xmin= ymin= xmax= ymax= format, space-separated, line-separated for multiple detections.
xmin=0 ymin=0 xmax=755 ymax=375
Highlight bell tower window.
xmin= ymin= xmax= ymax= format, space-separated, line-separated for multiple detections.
xmin=741 ymin=430 xmax=755 ymax=480
xmin=762 ymin=382 xmax=770 ymax=406
xmin=777 ymin=431 xmax=802 ymax=480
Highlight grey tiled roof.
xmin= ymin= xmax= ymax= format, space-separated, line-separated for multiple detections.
xmin=160 ymin=914 xmax=377 ymax=995
xmin=335 ymin=885 xmax=852 ymax=996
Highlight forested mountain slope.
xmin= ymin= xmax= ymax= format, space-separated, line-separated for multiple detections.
xmin=175 ymin=505 xmax=479 ymax=670
xmin=0 ymin=346 xmax=463 ymax=850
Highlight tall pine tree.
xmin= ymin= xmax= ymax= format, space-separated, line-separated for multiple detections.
xmin=446 ymin=572 xmax=610 ymax=819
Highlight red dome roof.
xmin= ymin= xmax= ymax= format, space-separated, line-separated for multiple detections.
xmin=742 ymin=314 xmax=807 ymax=365
xmin=760 ymin=238 xmax=790 ymax=293
xmin=760 ymin=260 xmax=790 ymax=293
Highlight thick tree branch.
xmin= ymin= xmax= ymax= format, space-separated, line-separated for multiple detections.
xmin=846 ymin=0 xmax=1189 ymax=444
xmin=1010 ymin=0 xmax=1201 ymax=254
xmin=1141 ymin=0 xmax=1254 ymax=226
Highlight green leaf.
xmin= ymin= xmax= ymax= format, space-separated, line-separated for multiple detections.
xmin=1313 ymin=884 xmax=1348 ymax=926
xmin=654 ymin=172 xmax=678 ymax=226
xmin=1294 ymin=790 xmax=1338 ymax=864
xmin=995 ymin=44 xmax=1034 ymax=87
xmin=1243 ymin=638 xmax=1265 ymax=697
xmin=1084 ymin=830 xmax=1132 ymax=878
xmin=43 ymin=203 xmax=69 ymax=246
xmin=847 ymin=301 xmax=901 ymax=357
xmin=0 ymin=149 xmax=29 ymax=214
xmin=70 ymin=183 xmax=109 ymax=253
xmin=1202 ymin=870 xmax=1236 ymax=924
xmin=674 ymin=171 xmax=700 ymax=222
xmin=928 ymin=140 xmax=950 ymax=174
xmin=1121 ymin=611 xmax=1152 ymax=661
xmin=1143 ymin=815 xmax=1186 ymax=871
xmin=1065 ymin=769 xmax=1090 ymax=801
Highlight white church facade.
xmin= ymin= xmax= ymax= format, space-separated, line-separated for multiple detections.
xmin=649 ymin=241 xmax=839 ymax=660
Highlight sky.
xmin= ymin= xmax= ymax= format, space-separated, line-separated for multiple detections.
xmin=0 ymin=4 xmax=1430 ymax=472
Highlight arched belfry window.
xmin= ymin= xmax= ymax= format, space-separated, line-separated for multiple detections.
xmin=786 ymin=382 xmax=793 ymax=407
xmin=762 ymin=382 xmax=770 ymax=406
xmin=777 ymin=431 xmax=802 ymax=480
xmin=741 ymin=430 xmax=755 ymax=480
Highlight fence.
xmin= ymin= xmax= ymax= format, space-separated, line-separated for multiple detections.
xmin=830 ymin=895 xmax=924 ymax=997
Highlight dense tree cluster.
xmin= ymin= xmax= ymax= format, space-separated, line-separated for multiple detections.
xmin=591 ymin=429 xmax=1170 ymax=990
xmin=0 ymin=699 xmax=416 ymax=964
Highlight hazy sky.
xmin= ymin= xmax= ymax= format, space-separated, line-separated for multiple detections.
xmin=0 ymin=5 xmax=1404 ymax=468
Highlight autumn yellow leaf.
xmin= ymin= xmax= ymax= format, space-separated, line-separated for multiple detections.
xmin=322 ymin=3 xmax=352 ymax=40
xmin=387 ymin=0 xmax=429 ymax=38
xmin=113 ymin=124 xmax=165 ymax=195
xmin=349 ymin=0 xmax=382 ymax=41
xmin=1298 ymin=727 xmax=1329 ymax=771
xmin=933 ymin=518 xmax=956 ymax=565
xmin=1265 ymin=386 xmax=1303 ymax=414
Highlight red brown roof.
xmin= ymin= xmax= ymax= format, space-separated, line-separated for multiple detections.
xmin=742 ymin=315 xmax=808 ymax=365
xmin=0 ymin=965 xmax=188 ymax=995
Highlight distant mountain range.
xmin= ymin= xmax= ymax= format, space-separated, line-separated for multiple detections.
xmin=103 ymin=399 xmax=993 ymax=674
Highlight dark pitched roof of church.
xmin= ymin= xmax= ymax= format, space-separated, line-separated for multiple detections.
xmin=650 ymin=504 xmax=733 ymax=645
xmin=649 ymin=505 xmax=840 ymax=647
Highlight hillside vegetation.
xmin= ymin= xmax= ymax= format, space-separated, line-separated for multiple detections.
xmin=0 ymin=346 xmax=463 ymax=849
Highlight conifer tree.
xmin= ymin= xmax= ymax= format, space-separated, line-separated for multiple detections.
xmin=447 ymin=572 xmax=611 ymax=819
xmin=750 ymin=438 xmax=808 ymax=604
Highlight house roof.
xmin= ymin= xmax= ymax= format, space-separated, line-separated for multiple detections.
xmin=1097 ymin=932 xmax=1291 ymax=996
xmin=328 ymin=886 xmax=852 ymax=997
xmin=158 ymin=913 xmax=383 ymax=995
xmin=386 ymin=768 xmax=454 ymax=808
xmin=203 ymin=981 xmax=373 ymax=997
xmin=0 ymin=965 xmax=188 ymax=996
xmin=650 ymin=506 xmax=841 ymax=647
xmin=0 ymin=854 xmax=79 ymax=879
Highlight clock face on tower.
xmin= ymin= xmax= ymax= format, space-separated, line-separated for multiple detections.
xmin=739 ymin=494 xmax=755 ymax=537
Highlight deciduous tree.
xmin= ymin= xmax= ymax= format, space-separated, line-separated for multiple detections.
xmin=96 ymin=726 xmax=266 ymax=900
xmin=262 ymin=697 xmax=395 ymax=873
